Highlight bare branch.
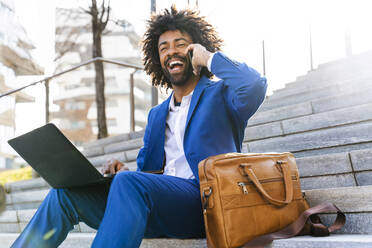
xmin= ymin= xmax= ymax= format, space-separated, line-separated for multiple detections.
xmin=80 ymin=6 xmax=92 ymax=15
xmin=101 ymin=5 xmax=110 ymax=30
xmin=54 ymin=10 xmax=91 ymax=64
xmin=98 ymin=0 xmax=107 ymax=31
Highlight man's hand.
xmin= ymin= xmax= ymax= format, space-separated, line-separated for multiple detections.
xmin=102 ymin=159 xmax=129 ymax=175
xmin=186 ymin=44 xmax=213 ymax=76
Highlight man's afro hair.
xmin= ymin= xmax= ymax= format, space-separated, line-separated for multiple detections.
xmin=142 ymin=5 xmax=223 ymax=89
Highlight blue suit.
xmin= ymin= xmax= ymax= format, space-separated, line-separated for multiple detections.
xmin=137 ymin=52 xmax=267 ymax=179
xmin=12 ymin=52 xmax=267 ymax=248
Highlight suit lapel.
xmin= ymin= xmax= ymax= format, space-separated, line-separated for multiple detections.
xmin=149 ymin=77 xmax=209 ymax=169
xmin=185 ymin=76 xmax=210 ymax=131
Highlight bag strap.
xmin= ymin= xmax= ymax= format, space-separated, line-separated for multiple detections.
xmin=202 ymin=187 xmax=217 ymax=248
xmin=241 ymin=162 xmax=293 ymax=206
xmin=241 ymin=203 xmax=346 ymax=248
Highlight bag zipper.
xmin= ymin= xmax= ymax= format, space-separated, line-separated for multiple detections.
xmin=238 ymin=182 xmax=249 ymax=194
xmin=237 ymin=175 xmax=297 ymax=194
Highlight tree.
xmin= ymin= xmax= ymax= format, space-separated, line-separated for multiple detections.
xmin=84 ymin=0 xmax=110 ymax=139
xmin=54 ymin=8 xmax=91 ymax=72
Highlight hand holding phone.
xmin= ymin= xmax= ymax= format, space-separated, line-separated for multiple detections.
xmin=186 ymin=44 xmax=212 ymax=75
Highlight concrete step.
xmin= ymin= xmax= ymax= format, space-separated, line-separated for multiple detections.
xmin=245 ymin=102 xmax=372 ymax=142
xmin=3 ymin=185 xmax=372 ymax=233
xmin=305 ymin=186 xmax=372 ymax=234
xmin=246 ymin=120 xmax=372 ymax=155
xmin=314 ymin=50 xmax=372 ymax=70
xmin=4 ymin=167 xmax=140 ymax=210
xmin=4 ymin=146 xmax=372 ymax=197
xmin=296 ymin=151 xmax=361 ymax=190
xmin=271 ymin=235 xmax=372 ymax=248
xmin=1 ymin=233 xmax=372 ymax=248
xmin=311 ymin=87 xmax=372 ymax=114
xmin=261 ymin=82 xmax=340 ymax=111
xmin=249 ymin=102 xmax=313 ymax=126
xmin=0 ymin=209 xmax=95 ymax=233
xmin=87 ymin=150 xmax=138 ymax=167
xmin=91 ymin=99 xmax=372 ymax=165
xmin=270 ymin=75 xmax=372 ymax=101
xmin=82 ymin=137 xmax=143 ymax=158
xmin=287 ymin=66 xmax=372 ymax=90
xmin=0 ymin=234 xmax=206 ymax=248
xmin=4 ymin=188 xmax=48 ymax=210
xmin=82 ymin=129 xmax=144 ymax=150
xmin=4 ymin=177 xmax=49 ymax=193
xmin=261 ymin=77 xmax=372 ymax=111
xmin=252 ymin=85 xmax=372 ymax=126
xmin=3 ymin=164 xmax=137 ymax=195
xmin=293 ymin=53 xmax=372 ymax=84
xmin=295 ymin=65 xmax=372 ymax=87
xmin=246 ymin=146 xmax=372 ymax=190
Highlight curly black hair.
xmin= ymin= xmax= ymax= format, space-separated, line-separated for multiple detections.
xmin=142 ymin=5 xmax=223 ymax=89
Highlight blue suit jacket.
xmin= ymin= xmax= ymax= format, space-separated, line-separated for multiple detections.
xmin=136 ymin=52 xmax=267 ymax=181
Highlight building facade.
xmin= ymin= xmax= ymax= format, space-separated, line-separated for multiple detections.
xmin=0 ymin=0 xmax=43 ymax=169
xmin=53 ymin=8 xmax=165 ymax=146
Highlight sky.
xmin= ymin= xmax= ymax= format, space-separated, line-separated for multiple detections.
xmin=10 ymin=0 xmax=372 ymax=133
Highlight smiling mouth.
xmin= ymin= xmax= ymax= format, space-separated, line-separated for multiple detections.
xmin=167 ymin=60 xmax=185 ymax=73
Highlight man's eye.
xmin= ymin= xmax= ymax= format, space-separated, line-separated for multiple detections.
xmin=177 ymin=43 xmax=186 ymax=47
xmin=159 ymin=47 xmax=167 ymax=52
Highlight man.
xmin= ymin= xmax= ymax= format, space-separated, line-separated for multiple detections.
xmin=12 ymin=6 xmax=267 ymax=248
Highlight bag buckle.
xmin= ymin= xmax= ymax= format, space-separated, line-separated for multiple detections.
xmin=275 ymin=160 xmax=286 ymax=174
xmin=202 ymin=187 xmax=213 ymax=213
xmin=239 ymin=164 xmax=251 ymax=176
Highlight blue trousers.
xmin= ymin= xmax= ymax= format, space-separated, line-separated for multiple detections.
xmin=11 ymin=171 xmax=205 ymax=248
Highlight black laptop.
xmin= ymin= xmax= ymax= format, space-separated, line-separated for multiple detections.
xmin=8 ymin=123 xmax=112 ymax=188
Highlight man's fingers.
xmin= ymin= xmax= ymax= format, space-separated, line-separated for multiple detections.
xmin=109 ymin=160 xmax=119 ymax=174
xmin=102 ymin=160 xmax=111 ymax=174
xmin=118 ymin=166 xmax=129 ymax=172
xmin=115 ymin=162 xmax=123 ymax=172
xmin=109 ymin=163 xmax=116 ymax=175
xmin=186 ymin=43 xmax=210 ymax=72
xmin=102 ymin=167 xmax=109 ymax=174
xmin=185 ymin=44 xmax=194 ymax=54
xmin=193 ymin=64 xmax=201 ymax=75
xmin=102 ymin=159 xmax=125 ymax=175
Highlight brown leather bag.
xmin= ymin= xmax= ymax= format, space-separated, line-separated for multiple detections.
xmin=198 ymin=152 xmax=345 ymax=248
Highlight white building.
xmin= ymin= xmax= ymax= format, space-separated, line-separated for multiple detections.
xmin=0 ymin=0 xmax=43 ymax=169
xmin=52 ymin=8 xmax=165 ymax=146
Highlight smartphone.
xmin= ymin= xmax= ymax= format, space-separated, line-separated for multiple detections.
xmin=188 ymin=50 xmax=193 ymax=61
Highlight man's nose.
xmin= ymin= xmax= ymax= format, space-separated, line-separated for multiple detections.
xmin=167 ymin=46 xmax=178 ymax=56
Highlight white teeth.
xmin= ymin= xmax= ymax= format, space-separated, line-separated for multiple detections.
xmin=169 ymin=61 xmax=183 ymax=66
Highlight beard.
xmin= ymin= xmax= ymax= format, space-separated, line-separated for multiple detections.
xmin=162 ymin=55 xmax=193 ymax=87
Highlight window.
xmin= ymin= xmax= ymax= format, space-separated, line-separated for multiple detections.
xmin=64 ymin=84 xmax=81 ymax=90
xmin=70 ymin=121 xmax=85 ymax=129
xmin=81 ymin=77 xmax=94 ymax=88
xmin=107 ymin=99 xmax=118 ymax=107
xmin=107 ymin=119 xmax=117 ymax=127
xmin=91 ymin=119 xmax=117 ymax=127
xmin=59 ymin=119 xmax=85 ymax=129
xmin=106 ymin=77 xmax=117 ymax=87
xmin=65 ymin=101 xmax=86 ymax=110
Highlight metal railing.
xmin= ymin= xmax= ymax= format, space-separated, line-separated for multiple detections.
xmin=0 ymin=57 xmax=152 ymax=132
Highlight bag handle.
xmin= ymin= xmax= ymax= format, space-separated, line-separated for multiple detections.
xmin=241 ymin=162 xmax=293 ymax=206
xmin=242 ymin=203 xmax=346 ymax=248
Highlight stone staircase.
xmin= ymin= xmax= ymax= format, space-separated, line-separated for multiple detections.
xmin=1 ymin=51 xmax=372 ymax=247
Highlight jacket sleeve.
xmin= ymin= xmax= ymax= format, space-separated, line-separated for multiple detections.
xmin=210 ymin=52 xmax=267 ymax=122
xmin=136 ymin=108 xmax=153 ymax=171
